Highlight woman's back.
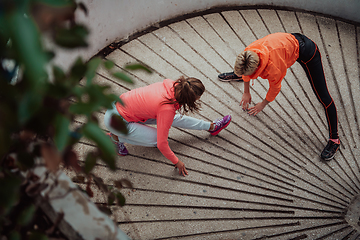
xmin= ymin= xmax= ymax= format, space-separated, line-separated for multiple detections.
xmin=116 ymin=79 xmax=176 ymax=122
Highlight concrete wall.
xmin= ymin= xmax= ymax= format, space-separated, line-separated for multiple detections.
xmin=54 ymin=0 xmax=360 ymax=69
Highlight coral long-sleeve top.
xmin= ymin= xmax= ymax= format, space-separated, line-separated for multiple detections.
xmin=116 ymin=79 xmax=180 ymax=164
xmin=242 ymin=32 xmax=299 ymax=102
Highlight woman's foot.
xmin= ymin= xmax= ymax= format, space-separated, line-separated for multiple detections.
xmin=321 ymin=140 xmax=340 ymax=161
xmin=107 ymin=133 xmax=129 ymax=156
xmin=209 ymin=115 xmax=232 ymax=136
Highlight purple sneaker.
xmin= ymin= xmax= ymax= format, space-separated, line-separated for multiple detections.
xmin=209 ymin=115 xmax=232 ymax=136
xmin=107 ymin=133 xmax=128 ymax=156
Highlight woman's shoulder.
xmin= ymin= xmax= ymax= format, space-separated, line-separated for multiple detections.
xmin=163 ymin=79 xmax=175 ymax=85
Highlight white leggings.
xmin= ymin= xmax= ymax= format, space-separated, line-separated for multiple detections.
xmin=104 ymin=103 xmax=211 ymax=147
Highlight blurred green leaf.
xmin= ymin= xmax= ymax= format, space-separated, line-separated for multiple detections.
xmin=69 ymin=102 xmax=93 ymax=115
xmin=8 ymin=231 xmax=21 ymax=240
xmin=84 ymin=152 xmax=97 ymax=174
xmin=17 ymin=204 xmax=36 ymax=226
xmin=87 ymin=84 xmax=112 ymax=107
xmin=0 ymin=127 xmax=11 ymax=158
xmin=104 ymin=59 xmax=115 ymax=69
xmin=53 ymin=65 xmax=66 ymax=83
xmin=54 ymin=25 xmax=88 ymax=48
xmin=46 ymin=82 xmax=68 ymax=99
xmin=108 ymin=192 xmax=115 ymax=205
xmin=45 ymin=50 xmax=55 ymax=61
xmin=97 ymin=205 xmax=112 ymax=215
xmin=70 ymin=57 xmax=87 ymax=82
xmin=28 ymin=231 xmax=49 ymax=240
xmin=18 ymin=91 xmax=42 ymax=125
xmin=92 ymin=175 xmax=108 ymax=192
xmin=114 ymin=178 xmax=133 ymax=189
xmin=0 ymin=176 xmax=21 ymax=215
xmin=67 ymin=129 xmax=82 ymax=148
xmin=82 ymin=122 xmax=116 ymax=170
xmin=0 ymin=96 xmax=17 ymax=156
xmin=107 ymin=93 xmax=122 ymax=103
xmin=112 ymin=72 xmax=133 ymax=83
xmin=110 ymin=114 xmax=128 ymax=134
xmin=125 ymin=63 xmax=152 ymax=73
xmin=71 ymin=175 xmax=85 ymax=183
xmin=17 ymin=150 xmax=35 ymax=169
xmin=86 ymin=57 xmax=101 ymax=85
xmin=115 ymin=191 xmax=126 ymax=206
xmin=71 ymin=86 xmax=85 ymax=98
xmin=33 ymin=0 xmax=76 ymax=7
xmin=8 ymin=10 xmax=48 ymax=88
xmin=54 ymin=114 xmax=70 ymax=152
xmin=70 ymin=84 xmax=115 ymax=115
xmin=98 ymin=150 xmax=116 ymax=171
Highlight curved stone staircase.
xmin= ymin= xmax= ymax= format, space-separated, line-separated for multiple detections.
xmin=72 ymin=8 xmax=360 ymax=240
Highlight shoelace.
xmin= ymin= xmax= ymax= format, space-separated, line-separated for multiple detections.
xmin=213 ymin=119 xmax=223 ymax=129
xmin=329 ymin=143 xmax=339 ymax=152
xmin=116 ymin=142 xmax=126 ymax=151
xmin=325 ymin=142 xmax=339 ymax=154
xmin=109 ymin=134 xmax=125 ymax=151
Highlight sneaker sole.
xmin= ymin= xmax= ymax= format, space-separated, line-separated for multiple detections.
xmin=210 ymin=119 xmax=231 ymax=136
xmin=321 ymin=154 xmax=335 ymax=161
xmin=218 ymin=77 xmax=243 ymax=82
xmin=321 ymin=146 xmax=340 ymax=161
xmin=117 ymin=152 xmax=128 ymax=156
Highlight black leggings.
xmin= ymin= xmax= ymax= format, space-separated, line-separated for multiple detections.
xmin=292 ymin=33 xmax=338 ymax=139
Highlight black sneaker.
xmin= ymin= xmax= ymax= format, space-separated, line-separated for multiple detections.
xmin=218 ymin=72 xmax=243 ymax=82
xmin=321 ymin=140 xmax=340 ymax=161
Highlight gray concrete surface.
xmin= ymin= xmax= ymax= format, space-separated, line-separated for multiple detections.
xmin=72 ymin=8 xmax=360 ymax=240
xmin=54 ymin=0 xmax=360 ymax=71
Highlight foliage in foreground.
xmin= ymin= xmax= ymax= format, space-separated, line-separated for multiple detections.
xmin=0 ymin=0 xmax=150 ymax=238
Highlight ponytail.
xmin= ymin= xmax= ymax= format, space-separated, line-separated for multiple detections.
xmin=164 ymin=76 xmax=205 ymax=114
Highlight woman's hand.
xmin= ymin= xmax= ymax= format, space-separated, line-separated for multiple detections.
xmin=240 ymin=92 xmax=252 ymax=110
xmin=175 ymin=160 xmax=188 ymax=176
xmin=247 ymin=99 xmax=269 ymax=116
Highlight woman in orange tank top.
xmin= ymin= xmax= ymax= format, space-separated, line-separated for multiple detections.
xmin=218 ymin=32 xmax=339 ymax=161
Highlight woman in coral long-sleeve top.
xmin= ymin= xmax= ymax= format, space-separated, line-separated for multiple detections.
xmin=104 ymin=76 xmax=231 ymax=176
xmin=218 ymin=32 xmax=339 ymax=161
